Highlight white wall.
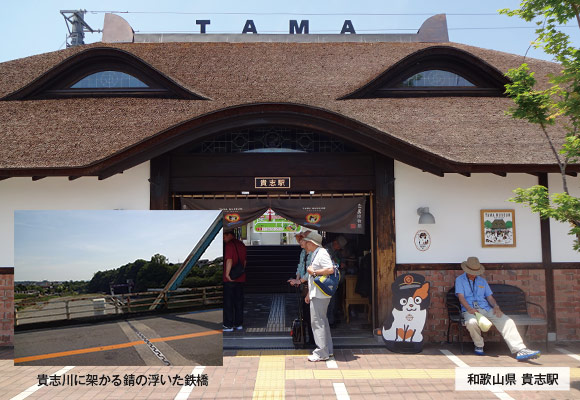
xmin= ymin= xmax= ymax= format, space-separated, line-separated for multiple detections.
xmin=548 ymin=173 xmax=580 ymax=262
xmin=0 ymin=162 xmax=150 ymax=267
xmin=395 ymin=162 xmax=544 ymax=263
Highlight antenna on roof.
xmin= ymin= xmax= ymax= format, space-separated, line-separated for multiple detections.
xmin=60 ymin=9 xmax=101 ymax=47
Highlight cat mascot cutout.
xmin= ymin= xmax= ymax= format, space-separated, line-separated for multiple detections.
xmin=382 ymin=273 xmax=430 ymax=354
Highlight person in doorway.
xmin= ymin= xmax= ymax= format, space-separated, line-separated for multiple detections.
xmin=223 ymin=229 xmax=247 ymax=332
xmin=287 ymin=231 xmax=315 ymax=345
xmin=455 ymin=256 xmax=541 ymax=361
xmin=304 ymin=232 xmax=336 ymax=361
xmin=326 ymin=235 xmax=348 ymax=327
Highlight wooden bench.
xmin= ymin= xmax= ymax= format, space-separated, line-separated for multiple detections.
xmin=446 ymin=284 xmax=547 ymax=354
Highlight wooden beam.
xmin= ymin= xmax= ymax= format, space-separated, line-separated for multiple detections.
xmin=492 ymin=172 xmax=507 ymax=177
xmin=552 ymin=262 xmax=580 ymax=269
xmin=458 ymin=172 xmax=471 ymax=177
xmin=373 ymin=155 xmax=396 ymax=329
xmin=31 ymin=176 xmax=46 ymax=181
xmin=150 ymin=154 xmax=171 ymax=210
xmin=68 ymin=176 xmax=81 ymax=181
xmin=565 ymin=171 xmax=578 ymax=177
xmin=538 ymin=173 xmax=556 ymax=337
xmin=171 ymin=176 xmax=375 ymax=193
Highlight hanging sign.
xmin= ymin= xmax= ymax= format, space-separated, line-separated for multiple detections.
xmin=253 ymin=209 xmax=302 ymax=233
xmin=181 ymin=196 xmax=365 ymax=234
xmin=254 ymin=177 xmax=291 ymax=189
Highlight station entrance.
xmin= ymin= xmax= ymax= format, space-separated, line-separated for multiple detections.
xmin=176 ymin=193 xmax=375 ymax=346
xmin=150 ymin=121 xmax=397 ymax=347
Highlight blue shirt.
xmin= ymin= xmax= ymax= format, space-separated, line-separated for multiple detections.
xmin=296 ymin=249 xmax=312 ymax=280
xmin=455 ymin=273 xmax=493 ymax=312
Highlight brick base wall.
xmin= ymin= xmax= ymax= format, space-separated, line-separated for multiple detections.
xmin=395 ymin=269 xmax=580 ymax=344
xmin=554 ymin=269 xmax=580 ymax=340
xmin=0 ymin=273 xmax=14 ymax=346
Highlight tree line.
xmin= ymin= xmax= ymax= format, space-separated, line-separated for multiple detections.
xmin=16 ymin=254 xmax=223 ymax=297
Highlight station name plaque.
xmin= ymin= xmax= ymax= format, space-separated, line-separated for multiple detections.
xmin=254 ymin=177 xmax=291 ymax=189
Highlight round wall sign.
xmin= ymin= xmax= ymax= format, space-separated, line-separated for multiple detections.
xmin=414 ymin=230 xmax=431 ymax=251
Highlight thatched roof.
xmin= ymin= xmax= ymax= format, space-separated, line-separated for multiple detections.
xmin=0 ymin=40 xmax=567 ymax=177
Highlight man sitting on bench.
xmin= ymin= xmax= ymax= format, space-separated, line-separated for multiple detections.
xmin=455 ymin=257 xmax=541 ymax=361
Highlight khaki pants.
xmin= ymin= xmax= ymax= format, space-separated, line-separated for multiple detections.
xmin=462 ymin=308 xmax=526 ymax=354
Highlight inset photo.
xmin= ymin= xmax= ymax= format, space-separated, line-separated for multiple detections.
xmin=14 ymin=210 xmax=223 ymax=366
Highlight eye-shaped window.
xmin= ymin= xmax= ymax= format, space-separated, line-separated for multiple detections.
xmin=71 ymin=71 xmax=149 ymax=89
xmin=2 ymin=48 xmax=207 ymax=101
xmin=397 ymin=70 xmax=475 ymax=88
xmin=341 ymin=46 xmax=509 ymax=99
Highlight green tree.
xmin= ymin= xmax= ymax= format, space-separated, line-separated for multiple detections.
xmin=500 ymin=1 xmax=580 ymax=250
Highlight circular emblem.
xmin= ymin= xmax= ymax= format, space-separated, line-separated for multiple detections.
xmin=225 ymin=213 xmax=240 ymax=223
xmin=406 ymin=314 xmax=414 ymax=321
xmin=305 ymin=213 xmax=321 ymax=224
xmin=414 ymin=230 xmax=431 ymax=251
xmin=404 ymin=275 xmax=414 ymax=285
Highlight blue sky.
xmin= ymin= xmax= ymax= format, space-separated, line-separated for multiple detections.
xmin=1 ymin=1 xmax=579 ymax=63
xmin=14 ymin=210 xmax=223 ymax=281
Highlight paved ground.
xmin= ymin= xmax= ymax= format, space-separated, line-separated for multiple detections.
xmin=1 ymin=341 xmax=578 ymax=399
xmin=13 ymin=309 xmax=223 ymax=366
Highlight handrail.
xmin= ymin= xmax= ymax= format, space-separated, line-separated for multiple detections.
xmin=15 ymin=286 xmax=223 ymax=325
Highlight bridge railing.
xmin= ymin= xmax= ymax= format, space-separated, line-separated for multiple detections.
xmin=15 ymin=286 xmax=223 ymax=325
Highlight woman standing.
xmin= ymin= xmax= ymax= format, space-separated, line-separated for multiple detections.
xmin=303 ymin=232 xmax=335 ymax=362
xmin=287 ymin=231 xmax=315 ymax=345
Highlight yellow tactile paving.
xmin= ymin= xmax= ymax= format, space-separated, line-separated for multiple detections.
xmin=312 ymin=370 xmax=343 ymax=379
xmin=253 ymin=355 xmax=286 ymax=399
xmin=287 ymin=368 xmax=454 ymax=380
xmin=369 ymin=369 xmax=402 ymax=379
xmin=572 ymin=368 xmax=580 ymax=378
xmin=426 ymin=369 xmax=456 ymax=378
xmin=399 ymin=368 xmax=434 ymax=378
xmin=342 ymin=370 xmax=374 ymax=379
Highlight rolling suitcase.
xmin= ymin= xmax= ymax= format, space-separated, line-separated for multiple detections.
xmin=290 ymin=285 xmax=305 ymax=348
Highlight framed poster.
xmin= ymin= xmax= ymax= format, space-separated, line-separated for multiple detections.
xmin=481 ymin=209 xmax=516 ymax=247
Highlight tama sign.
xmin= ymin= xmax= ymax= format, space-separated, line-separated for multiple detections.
xmin=194 ymin=19 xmax=357 ymax=34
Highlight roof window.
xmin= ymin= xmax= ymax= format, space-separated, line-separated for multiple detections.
xmin=71 ymin=71 xmax=149 ymax=89
xmin=341 ymin=46 xmax=509 ymax=99
xmin=397 ymin=70 xmax=475 ymax=88
xmin=2 ymin=48 xmax=207 ymax=101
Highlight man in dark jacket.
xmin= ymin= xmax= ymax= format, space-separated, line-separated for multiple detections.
xmin=223 ymin=230 xmax=246 ymax=332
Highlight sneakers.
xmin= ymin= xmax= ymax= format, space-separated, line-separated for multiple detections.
xmin=308 ymin=354 xmax=329 ymax=362
xmin=223 ymin=326 xmax=234 ymax=332
xmin=235 ymin=326 xmax=243 ymax=330
xmin=474 ymin=346 xmax=484 ymax=356
xmin=516 ymin=348 xmax=541 ymax=361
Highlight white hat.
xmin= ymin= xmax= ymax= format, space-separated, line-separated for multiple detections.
xmin=303 ymin=231 xmax=323 ymax=247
